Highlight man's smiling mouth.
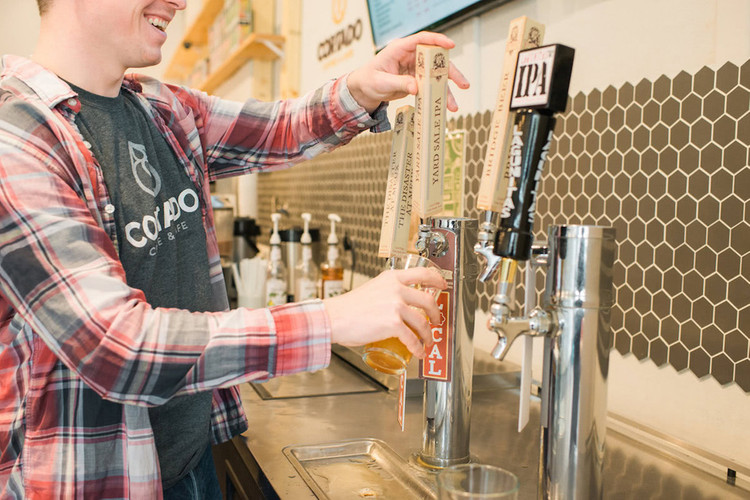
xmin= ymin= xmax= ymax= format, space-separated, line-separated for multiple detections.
xmin=147 ymin=16 xmax=169 ymax=32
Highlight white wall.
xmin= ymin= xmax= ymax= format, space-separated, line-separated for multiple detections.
xmin=299 ymin=0 xmax=374 ymax=93
xmin=0 ymin=0 xmax=38 ymax=58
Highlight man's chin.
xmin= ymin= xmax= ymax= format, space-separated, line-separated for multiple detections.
xmin=129 ymin=52 xmax=163 ymax=70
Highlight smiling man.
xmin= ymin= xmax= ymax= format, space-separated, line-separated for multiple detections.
xmin=0 ymin=0 xmax=469 ymax=498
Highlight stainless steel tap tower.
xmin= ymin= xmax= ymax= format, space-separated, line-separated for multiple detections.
xmin=471 ymin=36 xmax=616 ymax=499
xmin=489 ymin=225 xmax=616 ymax=499
xmin=416 ymin=217 xmax=478 ymax=469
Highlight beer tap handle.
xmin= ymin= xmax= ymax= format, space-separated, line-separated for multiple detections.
xmin=378 ymin=106 xmax=415 ymax=259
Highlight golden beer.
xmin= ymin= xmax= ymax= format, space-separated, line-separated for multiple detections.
xmin=364 ymin=327 xmax=418 ymax=374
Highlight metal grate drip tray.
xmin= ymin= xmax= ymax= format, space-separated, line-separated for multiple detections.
xmin=283 ymin=439 xmax=436 ymax=499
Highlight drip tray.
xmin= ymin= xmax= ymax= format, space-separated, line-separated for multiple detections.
xmin=251 ymin=353 xmax=385 ymax=400
xmin=283 ymin=439 xmax=436 ymax=499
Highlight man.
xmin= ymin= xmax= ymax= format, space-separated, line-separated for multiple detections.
xmin=0 ymin=0 xmax=469 ymax=498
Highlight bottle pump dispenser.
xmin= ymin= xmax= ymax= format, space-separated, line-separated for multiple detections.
xmin=265 ymin=213 xmax=287 ymax=306
xmin=295 ymin=213 xmax=318 ymax=301
xmin=321 ymin=214 xmax=344 ymax=298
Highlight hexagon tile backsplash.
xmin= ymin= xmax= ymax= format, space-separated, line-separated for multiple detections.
xmin=257 ymin=60 xmax=750 ymax=391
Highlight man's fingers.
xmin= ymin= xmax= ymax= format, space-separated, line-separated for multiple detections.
xmin=447 ymin=88 xmax=459 ymax=112
xmin=378 ymin=72 xmax=417 ymax=96
xmin=400 ymin=306 xmax=433 ymax=356
xmin=448 ymin=62 xmax=470 ymax=89
xmin=395 ymin=267 xmax=446 ymax=290
xmin=402 ymin=31 xmax=456 ymax=50
xmin=401 ymin=286 xmax=442 ymax=325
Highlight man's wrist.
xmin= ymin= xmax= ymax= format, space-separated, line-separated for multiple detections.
xmin=346 ymin=70 xmax=381 ymax=114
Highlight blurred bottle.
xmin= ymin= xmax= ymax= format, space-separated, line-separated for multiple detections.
xmin=320 ymin=214 xmax=344 ymax=299
xmin=265 ymin=213 xmax=288 ymax=306
xmin=295 ymin=213 xmax=319 ymax=301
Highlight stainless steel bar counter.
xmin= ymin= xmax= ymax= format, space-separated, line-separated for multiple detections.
xmin=212 ymin=347 xmax=746 ymax=499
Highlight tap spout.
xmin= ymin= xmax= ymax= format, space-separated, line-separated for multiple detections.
xmin=488 ymin=284 xmax=556 ymax=360
xmin=474 ymin=212 xmax=502 ymax=282
xmin=488 ymin=290 xmax=530 ymax=361
xmin=416 ymin=222 xmax=447 ymax=257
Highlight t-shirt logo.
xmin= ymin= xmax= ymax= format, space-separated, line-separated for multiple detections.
xmin=129 ymin=141 xmax=162 ymax=197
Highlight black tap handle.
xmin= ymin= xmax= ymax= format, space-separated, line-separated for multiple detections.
xmin=493 ymin=44 xmax=575 ymax=261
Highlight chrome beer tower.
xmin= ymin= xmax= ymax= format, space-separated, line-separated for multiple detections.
xmin=478 ymin=43 xmax=615 ymax=499
xmin=488 ymin=225 xmax=616 ymax=499
xmin=415 ymin=218 xmax=478 ymax=469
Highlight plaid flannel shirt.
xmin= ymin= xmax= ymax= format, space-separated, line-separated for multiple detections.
xmin=0 ymin=54 xmax=388 ymax=499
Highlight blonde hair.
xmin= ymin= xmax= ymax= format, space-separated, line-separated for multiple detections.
xmin=37 ymin=0 xmax=51 ymax=15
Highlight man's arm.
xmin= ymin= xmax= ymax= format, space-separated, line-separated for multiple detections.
xmin=0 ymin=137 xmax=331 ymax=406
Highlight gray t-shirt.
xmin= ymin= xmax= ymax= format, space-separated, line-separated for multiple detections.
xmin=72 ymin=84 xmax=219 ymax=489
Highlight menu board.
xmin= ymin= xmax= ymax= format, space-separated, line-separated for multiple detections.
xmin=367 ymin=0 xmax=507 ymax=50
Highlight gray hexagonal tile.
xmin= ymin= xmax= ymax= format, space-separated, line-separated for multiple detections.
xmin=716 ymin=62 xmax=739 ymax=93
xmin=691 ymin=297 xmax=714 ymax=327
xmin=702 ymin=90 xmax=726 ymax=122
xmin=729 ymin=224 xmax=750 ymax=256
xmin=712 ymin=116 xmax=736 ymax=148
xmin=715 ymin=302 xmax=739 ymax=333
xmin=706 ymin=222 xmax=730 ymax=254
xmin=723 ymin=140 xmax=748 ymax=174
xmin=700 ymin=143 xmax=723 ymax=171
xmin=661 ymin=316 xmax=680 ymax=345
xmin=614 ymin=330 xmax=631 ymax=355
xmin=710 ymin=168 xmax=734 ymax=201
xmin=690 ymin=118 xmax=712 ymax=149
xmin=650 ymin=338 xmax=669 ymax=366
xmin=736 ymin=359 xmax=750 ymax=392
xmin=693 ymin=66 xmax=715 ymax=96
xmin=689 ymin=348 xmax=711 ymax=378
xmin=679 ymin=320 xmax=701 ymax=350
xmin=679 ymin=94 xmax=701 ymax=124
xmin=728 ymin=276 xmax=750 ymax=310
xmin=651 ymin=123 xmax=671 ymax=150
xmin=673 ymin=71 xmax=692 ymax=99
xmin=671 ymin=293 xmax=692 ymax=323
xmin=632 ymin=333 xmax=649 ymax=360
xmin=675 ymin=196 xmax=697 ymax=225
xmin=662 ymin=270 xmax=683 ymax=298
xmin=652 ymin=290 xmax=671 ymax=318
xmin=725 ymin=86 xmax=750 ymax=119
xmin=700 ymin=325 xmax=724 ymax=356
xmin=717 ymin=248 xmax=742 ymax=281
xmin=669 ymin=343 xmax=689 ymax=371
xmin=635 ymin=78 xmax=652 ymax=105
xmin=711 ymin=353 xmax=735 ymax=385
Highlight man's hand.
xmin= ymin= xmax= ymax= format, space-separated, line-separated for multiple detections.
xmin=347 ymin=31 xmax=470 ymax=113
xmin=323 ymin=267 xmax=447 ymax=359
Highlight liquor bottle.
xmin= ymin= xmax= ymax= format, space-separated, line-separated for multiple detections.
xmin=295 ymin=213 xmax=319 ymax=301
xmin=265 ymin=213 xmax=288 ymax=306
xmin=320 ymin=214 xmax=344 ymax=299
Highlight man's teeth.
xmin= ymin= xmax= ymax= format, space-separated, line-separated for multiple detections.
xmin=147 ymin=17 xmax=168 ymax=31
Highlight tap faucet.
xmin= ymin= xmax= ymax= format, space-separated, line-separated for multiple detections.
xmin=415 ymin=221 xmax=447 ymax=258
xmin=474 ymin=211 xmax=503 ymax=282
xmin=488 ymin=254 xmax=556 ymax=361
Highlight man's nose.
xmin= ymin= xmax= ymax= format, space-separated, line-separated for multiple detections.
xmin=165 ymin=0 xmax=187 ymax=11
